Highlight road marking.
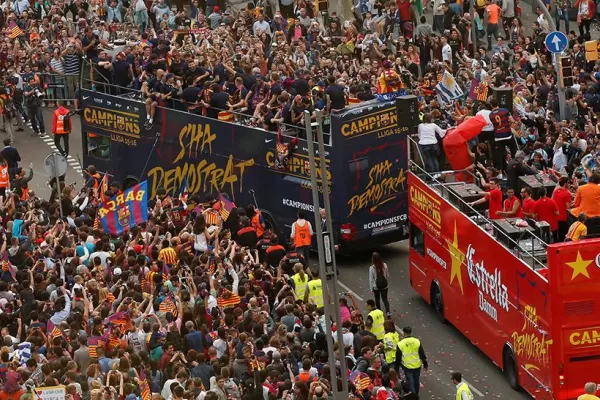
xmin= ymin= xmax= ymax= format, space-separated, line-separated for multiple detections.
xmin=337 ymin=278 xmax=485 ymax=397
xmin=24 ymin=120 xmax=83 ymax=174
xmin=463 ymin=380 xmax=484 ymax=397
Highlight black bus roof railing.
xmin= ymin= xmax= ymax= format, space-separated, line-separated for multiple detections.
xmin=407 ymin=136 xmax=549 ymax=275
xmin=81 ymin=68 xmax=326 ymax=136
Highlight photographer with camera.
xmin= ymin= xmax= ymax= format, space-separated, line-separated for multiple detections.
xmin=23 ymin=76 xmax=46 ymax=137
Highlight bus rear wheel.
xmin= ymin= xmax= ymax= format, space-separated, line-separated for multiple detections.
xmin=503 ymin=349 xmax=520 ymax=390
xmin=430 ymin=283 xmax=446 ymax=324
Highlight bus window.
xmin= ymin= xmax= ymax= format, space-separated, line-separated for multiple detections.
xmin=410 ymin=223 xmax=425 ymax=256
xmin=86 ymin=133 xmax=110 ymax=160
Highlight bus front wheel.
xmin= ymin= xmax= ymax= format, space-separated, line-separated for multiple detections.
xmin=503 ymin=348 xmax=520 ymax=390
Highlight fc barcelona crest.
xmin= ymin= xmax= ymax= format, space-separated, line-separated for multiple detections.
xmin=118 ymin=206 xmax=131 ymax=227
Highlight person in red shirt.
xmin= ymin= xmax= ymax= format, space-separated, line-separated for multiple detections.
xmin=469 ymin=178 xmax=503 ymax=219
xmin=533 ymin=188 xmax=560 ymax=242
xmin=521 ymin=187 xmax=535 ymax=218
xmin=551 ymin=177 xmax=573 ymax=241
xmin=497 ymin=187 xmax=523 ymax=218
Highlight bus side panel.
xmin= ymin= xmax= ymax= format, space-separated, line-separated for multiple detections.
xmin=408 ymin=173 xmax=553 ymax=394
xmin=548 ymin=240 xmax=600 ymax=400
xmin=80 ymin=91 xmax=334 ymax=240
xmin=330 ymin=100 xmax=409 ymax=247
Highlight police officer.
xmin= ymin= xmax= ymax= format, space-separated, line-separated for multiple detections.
xmin=23 ymin=76 xmax=46 ymax=137
xmin=305 ymin=268 xmax=324 ymax=308
xmin=452 ymin=372 xmax=474 ymax=400
xmin=396 ymin=326 xmax=428 ymax=398
xmin=366 ymin=299 xmax=385 ymax=341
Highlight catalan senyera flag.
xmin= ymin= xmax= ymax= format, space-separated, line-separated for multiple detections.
xmin=159 ymin=295 xmax=177 ymax=317
xmin=98 ymin=172 xmax=109 ymax=202
xmin=87 ymin=336 xmax=107 ymax=358
xmin=217 ymin=288 xmax=241 ymax=308
xmin=469 ymin=79 xmax=489 ymax=102
xmin=349 ymin=371 xmax=371 ymax=391
xmin=216 ymin=193 xmax=236 ymax=221
xmin=104 ymin=311 xmax=133 ymax=332
xmin=50 ymin=327 xmax=63 ymax=340
xmin=139 ymin=370 xmax=152 ymax=400
xmin=98 ymin=181 xmax=148 ymax=235
xmin=7 ymin=22 xmax=24 ymax=39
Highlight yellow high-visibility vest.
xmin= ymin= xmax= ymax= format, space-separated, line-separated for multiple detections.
xmin=383 ymin=331 xmax=400 ymax=364
xmin=398 ymin=336 xmax=423 ymax=369
xmin=292 ymin=273 xmax=308 ymax=301
xmin=456 ymin=382 xmax=474 ymax=400
xmin=368 ymin=309 xmax=385 ymax=340
xmin=307 ymin=279 xmax=323 ymax=308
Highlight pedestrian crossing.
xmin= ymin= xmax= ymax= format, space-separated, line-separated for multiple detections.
xmin=23 ymin=120 xmax=83 ymax=176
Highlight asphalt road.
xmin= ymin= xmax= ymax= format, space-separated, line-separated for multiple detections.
xmin=14 ymin=108 xmax=84 ymax=199
xmin=335 ymin=242 xmax=532 ymax=400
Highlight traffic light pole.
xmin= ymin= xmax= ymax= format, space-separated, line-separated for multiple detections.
xmin=554 ymin=53 xmax=567 ymax=120
xmin=304 ymin=111 xmax=349 ymax=399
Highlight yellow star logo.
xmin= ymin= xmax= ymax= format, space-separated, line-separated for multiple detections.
xmin=566 ymin=251 xmax=593 ymax=281
xmin=447 ymin=220 xmax=465 ymax=294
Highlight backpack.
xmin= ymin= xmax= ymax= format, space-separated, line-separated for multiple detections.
xmin=375 ymin=266 xmax=388 ymax=290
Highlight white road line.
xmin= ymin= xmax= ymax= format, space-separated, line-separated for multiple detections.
xmin=463 ymin=380 xmax=484 ymax=397
xmin=337 ymin=278 xmax=485 ymax=397
xmin=23 ymin=121 xmax=84 ymax=176
xmin=338 ymin=280 xmax=364 ymax=302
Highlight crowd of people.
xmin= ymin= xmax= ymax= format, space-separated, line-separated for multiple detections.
xmin=0 ymin=0 xmax=599 ymax=397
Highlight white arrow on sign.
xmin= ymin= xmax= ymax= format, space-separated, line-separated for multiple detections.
xmin=551 ymin=35 xmax=562 ymax=52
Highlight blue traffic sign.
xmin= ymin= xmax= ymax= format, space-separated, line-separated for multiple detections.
xmin=545 ymin=31 xmax=568 ymax=53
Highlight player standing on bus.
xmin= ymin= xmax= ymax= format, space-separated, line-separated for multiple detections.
xmin=452 ymin=372 xmax=474 ymax=400
xmin=396 ymin=326 xmax=428 ymax=398
xmin=290 ymin=209 xmax=313 ymax=267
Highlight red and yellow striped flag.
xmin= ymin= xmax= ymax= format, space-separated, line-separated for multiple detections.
xmin=159 ymin=296 xmax=177 ymax=317
xmin=51 ymin=327 xmax=62 ymax=339
xmin=217 ymin=289 xmax=241 ymax=308
xmin=7 ymin=23 xmax=24 ymax=39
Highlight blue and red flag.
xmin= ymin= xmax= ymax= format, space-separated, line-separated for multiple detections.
xmin=178 ymin=177 xmax=188 ymax=203
xmin=98 ymin=181 xmax=149 ymax=235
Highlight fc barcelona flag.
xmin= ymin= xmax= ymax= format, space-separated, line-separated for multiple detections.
xmin=98 ymin=181 xmax=149 ymax=235
xmin=469 ymin=79 xmax=489 ymax=102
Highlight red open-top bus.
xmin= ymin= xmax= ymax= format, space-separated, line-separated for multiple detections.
xmin=407 ymin=158 xmax=600 ymax=400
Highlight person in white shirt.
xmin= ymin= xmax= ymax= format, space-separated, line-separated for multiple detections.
xmin=253 ymin=13 xmax=271 ymax=35
xmin=418 ymin=113 xmax=447 ymax=174
xmin=13 ymin=0 xmax=29 ymax=15
xmin=441 ymin=36 xmax=452 ymax=64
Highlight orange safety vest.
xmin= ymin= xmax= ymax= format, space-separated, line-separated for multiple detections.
xmin=54 ymin=109 xmax=70 ymax=134
xmin=20 ymin=183 xmax=29 ymax=201
xmin=0 ymin=165 xmax=9 ymax=188
xmin=252 ymin=211 xmax=265 ymax=238
xmin=91 ymin=173 xmax=101 ymax=189
xmin=294 ymin=221 xmax=311 ymax=247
